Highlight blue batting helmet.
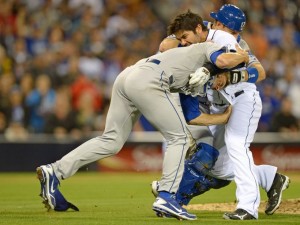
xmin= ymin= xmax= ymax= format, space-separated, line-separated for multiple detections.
xmin=210 ymin=4 xmax=246 ymax=32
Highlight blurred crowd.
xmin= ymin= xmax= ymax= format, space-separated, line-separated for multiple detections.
xmin=0 ymin=0 xmax=299 ymax=140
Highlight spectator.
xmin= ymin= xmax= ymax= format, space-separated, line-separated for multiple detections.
xmin=10 ymin=38 xmax=30 ymax=79
xmin=0 ymin=111 xmax=7 ymax=134
xmin=26 ymin=74 xmax=56 ymax=132
xmin=271 ymin=97 xmax=299 ymax=132
xmin=258 ymin=81 xmax=281 ymax=131
xmin=4 ymin=121 xmax=29 ymax=141
xmin=19 ymin=73 xmax=34 ymax=98
xmin=0 ymin=0 xmax=298 ymax=135
xmin=7 ymin=86 xmax=29 ymax=127
xmin=76 ymin=89 xmax=100 ymax=136
xmin=78 ymin=51 xmax=104 ymax=82
xmin=44 ymin=87 xmax=80 ymax=139
xmin=0 ymin=73 xmax=15 ymax=118
xmin=70 ymin=74 xmax=103 ymax=113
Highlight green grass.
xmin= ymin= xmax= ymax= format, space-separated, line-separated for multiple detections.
xmin=0 ymin=172 xmax=300 ymax=225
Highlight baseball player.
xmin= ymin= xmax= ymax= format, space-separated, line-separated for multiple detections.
xmin=153 ymin=6 xmax=290 ymax=220
xmin=36 ymin=40 xmax=249 ymax=220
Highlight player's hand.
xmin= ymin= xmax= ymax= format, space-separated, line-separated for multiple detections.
xmin=235 ymin=44 xmax=249 ymax=64
xmin=189 ymin=67 xmax=210 ymax=88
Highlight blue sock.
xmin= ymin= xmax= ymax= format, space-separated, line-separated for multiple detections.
xmin=158 ymin=191 xmax=172 ymax=198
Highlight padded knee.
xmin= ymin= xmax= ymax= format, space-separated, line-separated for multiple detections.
xmin=186 ymin=142 xmax=219 ymax=174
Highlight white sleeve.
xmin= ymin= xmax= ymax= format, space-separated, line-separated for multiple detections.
xmin=212 ymin=30 xmax=239 ymax=52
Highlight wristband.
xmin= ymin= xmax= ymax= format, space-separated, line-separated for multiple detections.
xmin=246 ymin=67 xmax=259 ymax=83
xmin=229 ymin=70 xmax=247 ymax=84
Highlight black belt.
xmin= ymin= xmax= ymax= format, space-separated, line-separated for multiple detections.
xmin=214 ymin=103 xmax=227 ymax=106
xmin=147 ymin=58 xmax=161 ymax=65
xmin=234 ymin=90 xmax=244 ymax=97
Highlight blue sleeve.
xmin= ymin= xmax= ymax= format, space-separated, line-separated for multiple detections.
xmin=210 ymin=49 xmax=224 ymax=65
xmin=179 ymin=93 xmax=201 ymax=122
xmin=26 ymin=91 xmax=41 ymax=106
xmin=210 ymin=49 xmax=245 ymax=70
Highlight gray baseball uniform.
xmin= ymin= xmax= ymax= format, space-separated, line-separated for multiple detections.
xmin=51 ymin=42 xmax=223 ymax=193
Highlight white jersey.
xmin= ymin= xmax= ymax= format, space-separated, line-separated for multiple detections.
xmin=205 ymin=30 xmax=266 ymax=218
xmin=205 ymin=29 xmax=260 ymax=104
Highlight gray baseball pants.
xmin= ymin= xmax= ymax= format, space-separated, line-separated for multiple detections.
xmin=52 ymin=63 xmax=190 ymax=193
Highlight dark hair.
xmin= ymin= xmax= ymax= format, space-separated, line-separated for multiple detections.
xmin=167 ymin=10 xmax=208 ymax=36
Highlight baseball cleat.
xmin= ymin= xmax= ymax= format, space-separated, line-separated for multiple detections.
xmin=36 ymin=165 xmax=79 ymax=211
xmin=152 ymin=192 xmax=197 ymax=220
xmin=155 ymin=211 xmax=173 ymax=218
xmin=265 ymin=173 xmax=290 ymax=215
xmin=223 ymin=208 xmax=256 ymax=220
xmin=151 ymin=181 xmax=159 ymax=197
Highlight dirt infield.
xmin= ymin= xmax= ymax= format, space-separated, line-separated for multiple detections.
xmin=187 ymin=199 xmax=300 ymax=215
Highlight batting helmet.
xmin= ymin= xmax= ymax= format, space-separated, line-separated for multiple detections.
xmin=210 ymin=4 xmax=246 ymax=32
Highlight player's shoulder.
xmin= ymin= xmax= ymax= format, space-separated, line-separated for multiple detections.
xmin=209 ymin=29 xmax=236 ymax=41
xmin=190 ymin=42 xmax=219 ymax=48
xmin=194 ymin=41 xmax=223 ymax=53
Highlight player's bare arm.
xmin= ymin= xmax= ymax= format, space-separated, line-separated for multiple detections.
xmin=189 ymin=44 xmax=249 ymax=88
xmin=188 ymin=105 xmax=232 ymax=126
xmin=159 ymin=38 xmax=180 ymax=52
xmin=215 ymin=44 xmax=249 ymax=69
xmin=251 ymin=62 xmax=266 ymax=82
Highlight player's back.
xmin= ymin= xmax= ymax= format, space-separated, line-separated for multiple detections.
xmin=147 ymin=42 xmax=222 ymax=91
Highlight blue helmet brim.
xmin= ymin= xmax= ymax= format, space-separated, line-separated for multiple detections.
xmin=210 ymin=12 xmax=218 ymax=20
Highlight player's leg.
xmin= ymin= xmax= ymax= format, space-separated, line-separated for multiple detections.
xmin=37 ymin=67 xmax=141 ymax=211
xmin=223 ymin=91 xmax=262 ymax=220
xmin=254 ymin=165 xmax=277 ymax=193
xmin=151 ymin=141 xmax=231 ymax=207
xmin=209 ymin=123 xmax=290 ymax=216
xmin=150 ymin=96 xmax=229 ymax=208
xmin=126 ymin=69 xmax=196 ymax=220
xmin=254 ymin=165 xmax=290 ymax=215
xmin=200 ymin=104 xmax=289 ymax=216
xmin=175 ymin=142 xmax=231 ymax=205
xmin=52 ymin=68 xmax=140 ymax=179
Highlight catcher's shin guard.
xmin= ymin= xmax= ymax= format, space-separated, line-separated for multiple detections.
xmin=187 ymin=142 xmax=219 ymax=174
xmin=176 ymin=165 xmax=231 ymax=205
xmin=175 ymin=142 xmax=230 ymax=205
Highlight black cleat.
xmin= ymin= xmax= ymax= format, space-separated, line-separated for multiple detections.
xmin=223 ymin=208 xmax=256 ymax=220
xmin=265 ymin=173 xmax=290 ymax=215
